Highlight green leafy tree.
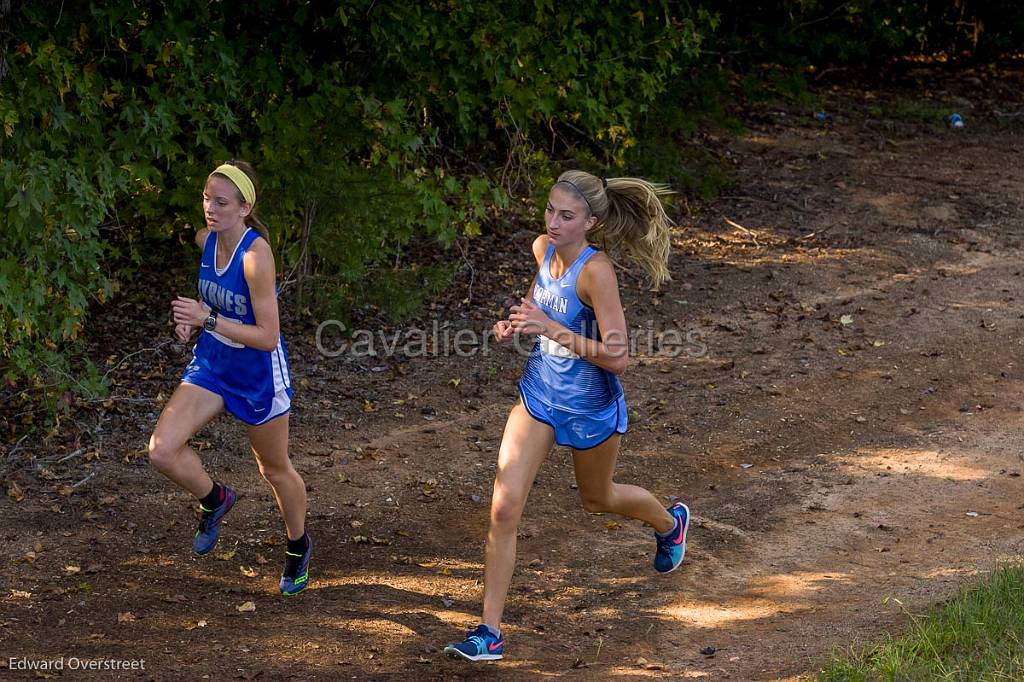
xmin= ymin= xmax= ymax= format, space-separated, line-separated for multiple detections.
xmin=0 ymin=0 xmax=708 ymax=419
xmin=5 ymin=0 xmax=1022 ymax=426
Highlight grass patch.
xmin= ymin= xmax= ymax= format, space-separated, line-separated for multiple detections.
xmin=994 ymin=113 xmax=1024 ymax=131
xmin=867 ymin=99 xmax=951 ymax=126
xmin=819 ymin=564 xmax=1024 ymax=681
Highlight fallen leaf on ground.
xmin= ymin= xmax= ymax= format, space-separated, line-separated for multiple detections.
xmin=6 ymin=482 xmax=24 ymax=502
xmin=236 ymin=601 xmax=256 ymax=613
xmin=636 ymin=657 xmax=665 ymax=670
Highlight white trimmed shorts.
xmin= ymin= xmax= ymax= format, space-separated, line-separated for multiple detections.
xmin=182 ymin=358 xmax=291 ymax=426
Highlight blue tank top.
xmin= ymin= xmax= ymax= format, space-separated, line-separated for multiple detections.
xmin=191 ymin=228 xmax=291 ymax=401
xmin=519 ymin=244 xmax=624 ymax=413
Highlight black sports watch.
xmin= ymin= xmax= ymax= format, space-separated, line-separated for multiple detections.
xmin=203 ymin=308 xmax=219 ymax=332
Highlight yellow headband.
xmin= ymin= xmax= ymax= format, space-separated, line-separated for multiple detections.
xmin=212 ymin=164 xmax=256 ymax=206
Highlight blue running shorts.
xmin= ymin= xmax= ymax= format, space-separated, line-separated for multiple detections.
xmin=182 ymin=358 xmax=291 ymax=426
xmin=519 ymin=385 xmax=628 ymax=450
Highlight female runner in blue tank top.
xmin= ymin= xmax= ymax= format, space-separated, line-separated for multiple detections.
xmin=446 ymin=171 xmax=690 ymax=661
xmin=148 ymin=160 xmax=312 ymax=596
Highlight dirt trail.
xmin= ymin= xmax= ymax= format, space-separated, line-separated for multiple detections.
xmin=3 ymin=77 xmax=1024 ymax=681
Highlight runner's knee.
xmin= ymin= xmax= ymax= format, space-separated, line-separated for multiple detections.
xmin=256 ymin=459 xmax=294 ymax=487
xmin=490 ymin=493 xmax=527 ymax=528
xmin=147 ymin=434 xmax=182 ymax=471
xmin=579 ymin=489 xmax=613 ymax=513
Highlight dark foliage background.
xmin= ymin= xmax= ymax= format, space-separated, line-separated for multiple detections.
xmin=1 ymin=0 xmax=1019 ymax=420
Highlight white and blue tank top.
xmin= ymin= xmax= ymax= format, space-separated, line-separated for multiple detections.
xmin=519 ymin=244 xmax=624 ymax=413
xmin=191 ymin=228 xmax=290 ymax=401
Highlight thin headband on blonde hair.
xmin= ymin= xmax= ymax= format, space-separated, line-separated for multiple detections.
xmin=555 ymin=179 xmax=594 ymax=213
xmin=212 ymin=164 xmax=256 ymax=206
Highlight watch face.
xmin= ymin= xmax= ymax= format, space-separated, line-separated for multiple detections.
xmin=204 ymin=315 xmax=217 ymax=331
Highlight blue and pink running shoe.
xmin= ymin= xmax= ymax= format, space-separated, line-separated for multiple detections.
xmin=654 ymin=502 xmax=690 ymax=573
xmin=445 ymin=624 xmax=504 ymax=661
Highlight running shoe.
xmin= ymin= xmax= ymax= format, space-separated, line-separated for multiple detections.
xmin=280 ymin=534 xmax=313 ymax=596
xmin=653 ymin=502 xmax=690 ymax=573
xmin=444 ymin=624 xmax=504 ymax=661
xmin=192 ymin=486 xmax=237 ymax=556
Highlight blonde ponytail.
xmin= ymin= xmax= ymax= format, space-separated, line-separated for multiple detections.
xmin=555 ymin=170 xmax=673 ymax=289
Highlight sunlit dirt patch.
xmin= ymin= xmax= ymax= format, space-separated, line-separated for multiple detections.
xmin=836 ymin=447 xmax=990 ymax=482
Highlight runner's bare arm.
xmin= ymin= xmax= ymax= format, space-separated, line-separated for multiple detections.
xmin=171 ymin=239 xmax=281 ymax=352
xmin=548 ymin=253 xmax=628 ymax=374
xmin=510 ymin=252 xmax=628 ymax=375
